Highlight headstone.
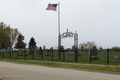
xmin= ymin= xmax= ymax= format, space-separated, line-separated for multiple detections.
xmin=1 ymin=49 xmax=7 ymax=52
xmin=45 ymin=50 xmax=51 ymax=56
xmin=23 ymin=49 xmax=28 ymax=56
xmin=43 ymin=45 xmax=45 ymax=50
xmin=114 ymin=56 xmax=120 ymax=59
xmin=29 ymin=47 xmax=33 ymax=55
xmin=7 ymin=51 xmax=9 ymax=54
xmin=11 ymin=50 xmax=14 ymax=53
xmin=55 ymin=54 xmax=57 ymax=56
xmin=79 ymin=51 xmax=82 ymax=53
xmin=77 ymin=52 xmax=82 ymax=56
xmin=88 ymin=49 xmax=90 ymax=55
xmin=97 ymin=50 xmax=100 ymax=54
xmin=0 ymin=51 xmax=3 ymax=54
xmin=7 ymin=46 xmax=12 ymax=54
xmin=29 ymin=51 xmax=32 ymax=54
xmin=104 ymin=51 xmax=107 ymax=56
xmin=45 ymin=52 xmax=50 ymax=56
xmin=27 ymin=49 xmax=30 ymax=51
xmin=104 ymin=51 xmax=111 ymax=56
xmin=61 ymin=53 xmax=64 ymax=55
xmin=18 ymin=49 xmax=23 ymax=56
xmin=38 ymin=47 xmax=42 ymax=56
xmin=91 ymin=48 xmax=99 ymax=60
xmin=68 ymin=52 xmax=74 ymax=55
xmin=101 ymin=51 xmax=103 ymax=55
xmin=35 ymin=47 xmax=38 ymax=54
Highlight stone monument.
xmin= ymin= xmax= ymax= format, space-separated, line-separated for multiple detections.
xmin=45 ymin=50 xmax=51 ymax=56
xmin=18 ymin=48 xmax=23 ymax=56
xmin=90 ymin=46 xmax=99 ymax=60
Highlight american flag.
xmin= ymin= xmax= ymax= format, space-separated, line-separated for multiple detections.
xmin=46 ymin=3 xmax=58 ymax=11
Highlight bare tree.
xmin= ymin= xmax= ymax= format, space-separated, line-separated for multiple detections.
xmin=4 ymin=24 xmax=19 ymax=48
xmin=79 ymin=41 xmax=96 ymax=50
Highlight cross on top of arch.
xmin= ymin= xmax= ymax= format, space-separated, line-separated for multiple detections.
xmin=60 ymin=29 xmax=77 ymax=39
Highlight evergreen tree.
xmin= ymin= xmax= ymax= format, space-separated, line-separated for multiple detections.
xmin=14 ymin=34 xmax=26 ymax=49
xmin=28 ymin=37 xmax=36 ymax=49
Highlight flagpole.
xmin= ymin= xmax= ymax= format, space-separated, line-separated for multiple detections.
xmin=58 ymin=2 xmax=60 ymax=35
xmin=58 ymin=2 xmax=61 ymax=59
xmin=58 ymin=2 xmax=60 ymax=42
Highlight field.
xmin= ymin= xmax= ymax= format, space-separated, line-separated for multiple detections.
xmin=0 ymin=50 xmax=120 ymax=65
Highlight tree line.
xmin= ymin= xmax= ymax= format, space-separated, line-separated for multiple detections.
xmin=79 ymin=41 xmax=96 ymax=50
xmin=0 ymin=22 xmax=36 ymax=50
xmin=79 ymin=42 xmax=120 ymax=51
xmin=1 ymin=22 xmax=119 ymax=51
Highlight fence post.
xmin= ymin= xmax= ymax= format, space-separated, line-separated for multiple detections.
xmin=32 ymin=51 xmax=34 ymax=60
xmin=75 ymin=50 xmax=78 ymax=62
xmin=63 ymin=50 xmax=65 ymax=62
xmin=74 ymin=50 xmax=75 ymax=61
xmin=107 ymin=49 xmax=109 ymax=64
xmin=42 ymin=50 xmax=43 ymax=60
xmin=24 ymin=50 xmax=26 ymax=60
xmin=58 ymin=49 xmax=61 ymax=60
xmin=3 ymin=51 xmax=4 ymax=59
xmin=58 ymin=49 xmax=59 ymax=59
xmin=90 ymin=49 xmax=91 ymax=63
xmin=17 ymin=51 xmax=18 ymax=59
xmin=10 ymin=51 xmax=11 ymax=59
xmin=52 ymin=50 xmax=53 ymax=61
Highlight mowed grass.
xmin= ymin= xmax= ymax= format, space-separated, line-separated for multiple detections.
xmin=0 ymin=59 xmax=120 ymax=73
xmin=0 ymin=51 xmax=120 ymax=65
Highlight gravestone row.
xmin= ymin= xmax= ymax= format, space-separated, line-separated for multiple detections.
xmin=113 ymin=56 xmax=120 ymax=59
xmin=68 ymin=51 xmax=82 ymax=56
xmin=104 ymin=51 xmax=111 ymax=56
xmin=0 ymin=51 xmax=3 ymax=54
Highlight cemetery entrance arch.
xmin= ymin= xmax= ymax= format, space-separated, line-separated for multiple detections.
xmin=59 ymin=29 xmax=78 ymax=50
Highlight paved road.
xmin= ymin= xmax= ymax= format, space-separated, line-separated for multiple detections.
xmin=0 ymin=61 xmax=120 ymax=80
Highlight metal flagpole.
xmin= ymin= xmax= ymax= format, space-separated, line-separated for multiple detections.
xmin=58 ymin=2 xmax=61 ymax=59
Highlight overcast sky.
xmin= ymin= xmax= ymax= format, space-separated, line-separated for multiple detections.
xmin=0 ymin=0 xmax=120 ymax=49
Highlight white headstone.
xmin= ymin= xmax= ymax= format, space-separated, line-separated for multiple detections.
xmin=18 ymin=49 xmax=23 ymax=56
xmin=61 ymin=53 xmax=64 ymax=55
xmin=35 ymin=47 xmax=38 ymax=53
xmin=0 ymin=51 xmax=3 ymax=54
xmin=101 ymin=51 xmax=103 ymax=55
xmin=77 ymin=52 xmax=82 ymax=56
xmin=7 ymin=46 xmax=12 ymax=54
xmin=114 ymin=56 xmax=120 ymax=59
xmin=68 ymin=52 xmax=74 ymax=55
xmin=45 ymin=52 xmax=50 ymax=56
xmin=104 ymin=51 xmax=111 ymax=56
xmin=88 ymin=49 xmax=90 ymax=55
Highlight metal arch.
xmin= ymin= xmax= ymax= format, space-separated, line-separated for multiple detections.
xmin=60 ymin=31 xmax=75 ymax=39
xmin=59 ymin=29 xmax=78 ymax=51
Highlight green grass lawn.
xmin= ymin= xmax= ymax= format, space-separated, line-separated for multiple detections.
xmin=0 ymin=51 xmax=120 ymax=65
xmin=0 ymin=59 xmax=120 ymax=73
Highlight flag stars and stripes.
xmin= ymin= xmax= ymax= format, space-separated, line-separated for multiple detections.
xmin=46 ymin=3 xmax=58 ymax=11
